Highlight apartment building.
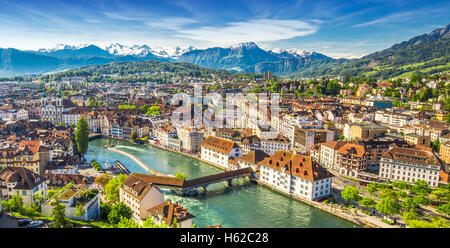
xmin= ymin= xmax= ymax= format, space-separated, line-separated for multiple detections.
xmin=237 ymin=150 xmax=270 ymax=172
xmin=0 ymin=140 xmax=50 ymax=175
xmin=258 ymin=151 xmax=333 ymax=201
xmin=201 ymin=136 xmax=243 ymax=169
xmin=42 ymin=188 xmax=100 ymax=221
xmin=149 ymin=200 xmax=195 ymax=228
xmin=0 ymin=167 xmax=47 ymax=207
xmin=439 ymin=141 xmax=450 ymax=164
xmin=293 ymin=127 xmax=334 ymax=153
xmin=119 ymin=173 xmax=165 ymax=221
xmin=343 ymin=123 xmax=387 ymax=140
xmin=405 ymin=133 xmax=431 ymax=147
xmin=177 ymin=128 xmax=203 ymax=154
xmin=319 ymin=141 xmax=347 ymax=169
xmin=335 ymin=143 xmax=369 ymax=178
xmin=379 ymin=147 xmax=442 ymax=187
xmin=261 ymin=134 xmax=291 ymax=155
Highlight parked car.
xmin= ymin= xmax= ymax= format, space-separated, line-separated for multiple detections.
xmin=18 ymin=219 xmax=32 ymax=226
xmin=27 ymin=220 xmax=44 ymax=228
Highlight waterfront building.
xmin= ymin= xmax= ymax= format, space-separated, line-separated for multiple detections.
xmin=201 ymin=136 xmax=243 ymax=169
xmin=119 ymin=173 xmax=165 ymax=221
xmin=155 ymin=124 xmax=177 ymax=147
xmin=0 ymin=167 xmax=47 ymax=207
xmin=379 ymin=147 xmax=442 ymax=187
xmin=149 ymin=200 xmax=195 ymax=228
xmin=177 ymin=128 xmax=203 ymax=154
xmin=258 ymin=151 xmax=333 ymax=201
xmin=168 ymin=136 xmax=181 ymax=151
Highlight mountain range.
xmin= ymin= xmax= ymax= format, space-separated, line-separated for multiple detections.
xmin=0 ymin=23 xmax=449 ymax=78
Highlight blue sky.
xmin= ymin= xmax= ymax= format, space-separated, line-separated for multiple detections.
xmin=0 ymin=0 xmax=448 ymax=58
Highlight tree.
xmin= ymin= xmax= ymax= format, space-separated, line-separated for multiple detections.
xmin=100 ymin=201 xmax=112 ymax=220
xmin=366 ymin=182 xmax=378 ymax=195
xmin=402 ymin=209 xmax=419 ymax=222
xmin=431 ymin=185 xmax=450 ymax=202
xmin=105 ymin=174 xmax=128 ymax=203
xmin=410 ymin=180 xmax=432 ymax=195
xmin=391 ymin=181 xmax=409 ymax=190
xmin=130 ymin=130 xmax=138 ymax=141
xmin=436 ymin=203 xmax=450 ymax=216
xmin=401 ymin=197 xmax=419 ymax=211
xmin=108 ymin=202 xmax=132 ymax=225
xmin=379 ymin=188 xmax=397 ymax=199
xmin=116 ymin=216 xmax=139 ymax=228
xmin=175 ymin=171 xmax=187 ymax=180
xmin=171 ymin=217 xmax=180 ymax=228
xmin=376 ymin=196 xmax=401 ymax=216
xmin=142 ymin=216 xmax=157 ymax=228
xmin=74 ymin=205 xmax=86 ymax=218
xmin=9 ymin=194 xmax=24 ymax=212
xmin=431 ymin=139 xmax=440 ymax=152
xmin=33 ymin=190 xmax=45 ymax=206
xmin=413 ymin=194 xmax=430 ymax=206
xmin=75 ymin=117 xmax=89 ymax=163
xmin=51 ymin=200 xmax=71 ymax=228
xmin=358 ymin=197 xmax=376 ymax=208
xmin=406 ymin=217 xmax=450 ymax=228
xmin=341 ymin=186 xmax=361 ymax=202
xmin=396 ymin=190 xmax=409 ymax=199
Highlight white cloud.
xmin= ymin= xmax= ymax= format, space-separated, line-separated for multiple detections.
xmin=175 ymin=19 xmax=319 ymax=46
xmin=352 ymin=11 xmax=414 ymax=28
xmin=147 ymin=17 xmax=197 ymax=30
xmin=325 ymin=52 xmax=366 ymax=59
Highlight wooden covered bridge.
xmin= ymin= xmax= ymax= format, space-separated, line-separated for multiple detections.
xmin=131 ymin=167 xmax=253 ymax=196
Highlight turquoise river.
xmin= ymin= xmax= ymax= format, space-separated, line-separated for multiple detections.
xmin=86 ymin=138 xmax=360 ymax=228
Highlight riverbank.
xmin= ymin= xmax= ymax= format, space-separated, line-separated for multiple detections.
xmin=144 ymin=141 xmax=395 ymax=227
xmin=256 ymin=180 xmax=396 ymax=228
xmin=102 ymin=138 xmax=372 ymax=227
xmin=88 ymin=137 xmax=359 ymax=228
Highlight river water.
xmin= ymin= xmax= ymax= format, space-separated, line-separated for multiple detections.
xmin=85 ymin=138 xmax=359 ymax=228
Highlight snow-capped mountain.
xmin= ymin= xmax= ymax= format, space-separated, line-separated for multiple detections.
xmin=105 ymin=44 xmax=153 ymax=57
xmin=268 ymin=48 xmax=331 ymax=60
xmin=105 ymin=43 xmax=196 ymax=59
xmin=37 ymin=44 xmax=90 ymax=53
xmin=230 ymin=42 xmax=259 ymax=50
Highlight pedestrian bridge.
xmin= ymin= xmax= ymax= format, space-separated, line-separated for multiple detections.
xmin=137 ymin=167 xmax=253 ymax=196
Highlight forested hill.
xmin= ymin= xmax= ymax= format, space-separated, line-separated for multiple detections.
xmin=286 ymin=24 xmax=450 ymax=79
xmin=39 ymin=60 xmax=251 ymax=83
